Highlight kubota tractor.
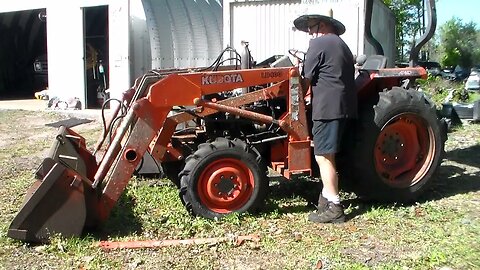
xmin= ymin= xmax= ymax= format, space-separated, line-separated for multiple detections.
xmin=8 ymin=0 xmax=445 ymax=242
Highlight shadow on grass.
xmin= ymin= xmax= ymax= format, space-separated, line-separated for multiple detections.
xmin=263 ymin=175 xmax=321 ymax=215
xmin=347 ymin=144 xmax=480 ymax=220
xmin=420 ymin=148 xmax=480 ymax=201
xmin=263 ymin=144 xmax=480 ymax=220
xmin=85 ymin=192 xmax=143 ymax=240
xmin=444 ymin=144 xmax=480 ymax=168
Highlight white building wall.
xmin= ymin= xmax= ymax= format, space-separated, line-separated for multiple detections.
xmin=45 ymin=3 xmax=86 ymax=103
xmin=0 ymin=1 xmax=48 ymax=13
xmin=224 ymin=0 xmax=395 ymax=66
xmin=108 ymin=0 xmax=131 ymax=101
xmin=130 ymin=0 xmax=151 ymax=78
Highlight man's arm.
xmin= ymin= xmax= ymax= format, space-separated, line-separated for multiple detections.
xmin=301 ymin=39 xmax=323 ymax=105
xmin=301 ymin=77 xmax=312 ymax=105
xmin=301 ymin=77 xmax=311 ymax=93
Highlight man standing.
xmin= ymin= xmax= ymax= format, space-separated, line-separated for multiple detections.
xmin=294 ymin=12 xmax=357 ymax=223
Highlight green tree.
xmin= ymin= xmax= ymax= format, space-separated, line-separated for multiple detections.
xmin=439 ymin=18 xmax=480 ymax=68
xmin=382 ymin=0 xmax=480 ymax=66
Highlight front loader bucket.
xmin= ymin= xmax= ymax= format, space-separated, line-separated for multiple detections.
xmin=8 ymin=126 xmax=98 ymax=243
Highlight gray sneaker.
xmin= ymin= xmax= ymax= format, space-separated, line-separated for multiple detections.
xmin=308 ymin=202 xmax=346 ymax=223
xmin=316 ymin=195 xmax=328 ymax=213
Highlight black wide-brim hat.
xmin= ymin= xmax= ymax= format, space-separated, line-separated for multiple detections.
xmin=294 ymin=14 xmax=346 ymax=35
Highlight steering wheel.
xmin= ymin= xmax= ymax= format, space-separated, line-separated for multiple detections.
xmin=288 ymin=49 xmax=306 ymax=64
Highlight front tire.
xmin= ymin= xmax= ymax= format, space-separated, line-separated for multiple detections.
xmin=352 ymin=87 xmax=445 ymax=202
xmin=179 ymin=138 xmax=268 ymax=219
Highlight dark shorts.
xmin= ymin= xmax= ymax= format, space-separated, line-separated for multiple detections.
xmin=312 ymin=119 xmax=346 ymax=155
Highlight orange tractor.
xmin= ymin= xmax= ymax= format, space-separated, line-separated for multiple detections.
xmin=9 ymin=0 xmax=445 ymax=242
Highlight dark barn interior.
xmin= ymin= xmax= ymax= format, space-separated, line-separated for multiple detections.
xmin=0 ymin=9 xmax=48 ymax=99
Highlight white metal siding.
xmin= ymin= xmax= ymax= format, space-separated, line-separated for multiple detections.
xmin=227 ymin=1 xmax=308 ymax=63
xmin=225 ymin=0 xmax=394 ymax=65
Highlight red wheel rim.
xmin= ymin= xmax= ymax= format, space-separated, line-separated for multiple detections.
xmin=374 ymin=113 xmax=436 ymax=188
xmin=197 ymin=158 xmax=254 ymax=213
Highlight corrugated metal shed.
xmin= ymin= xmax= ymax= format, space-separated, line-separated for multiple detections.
xmin=142 ymin=0 xmax=223 ymax=69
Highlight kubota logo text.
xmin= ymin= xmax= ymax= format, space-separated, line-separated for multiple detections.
xmin=201 ymin=74 xmax=244 ymax=85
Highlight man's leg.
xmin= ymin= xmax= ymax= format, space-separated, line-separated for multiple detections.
xmin=316 ymin=153 xmax=340 ymax=204
xmin=309 ymin=120 xmax=346 ymax=223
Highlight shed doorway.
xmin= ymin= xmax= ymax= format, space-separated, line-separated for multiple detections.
xmin=83 ymin=5 xmax=109 ymax=109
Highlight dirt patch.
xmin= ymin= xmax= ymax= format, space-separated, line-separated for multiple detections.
xmin=0 ymin=109 xmax=101 ymax=180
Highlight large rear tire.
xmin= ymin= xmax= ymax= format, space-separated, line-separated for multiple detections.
xmin=351 ymin=87 xmax=445 ymax=202
xmin=179 ymin=138 xmax=268 ymax=219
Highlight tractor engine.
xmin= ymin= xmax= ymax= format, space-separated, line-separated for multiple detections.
xmin=203 ymin=90 xmax=287 ymax=144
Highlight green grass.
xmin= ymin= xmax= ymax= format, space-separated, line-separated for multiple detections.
xmin=0 ymin=109 xmax=479 ymax=269
xmin=469 ymin=91 xmax=480 ymax=102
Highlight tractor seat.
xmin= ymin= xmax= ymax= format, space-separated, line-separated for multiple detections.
xmin=360 ymin=55 xmax=388 ymax=71
xmin=354 ymin=55 xmax=388 ymax=90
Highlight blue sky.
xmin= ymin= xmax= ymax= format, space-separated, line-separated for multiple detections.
xmin=436 ymin=0 xmax=480 ymax=27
